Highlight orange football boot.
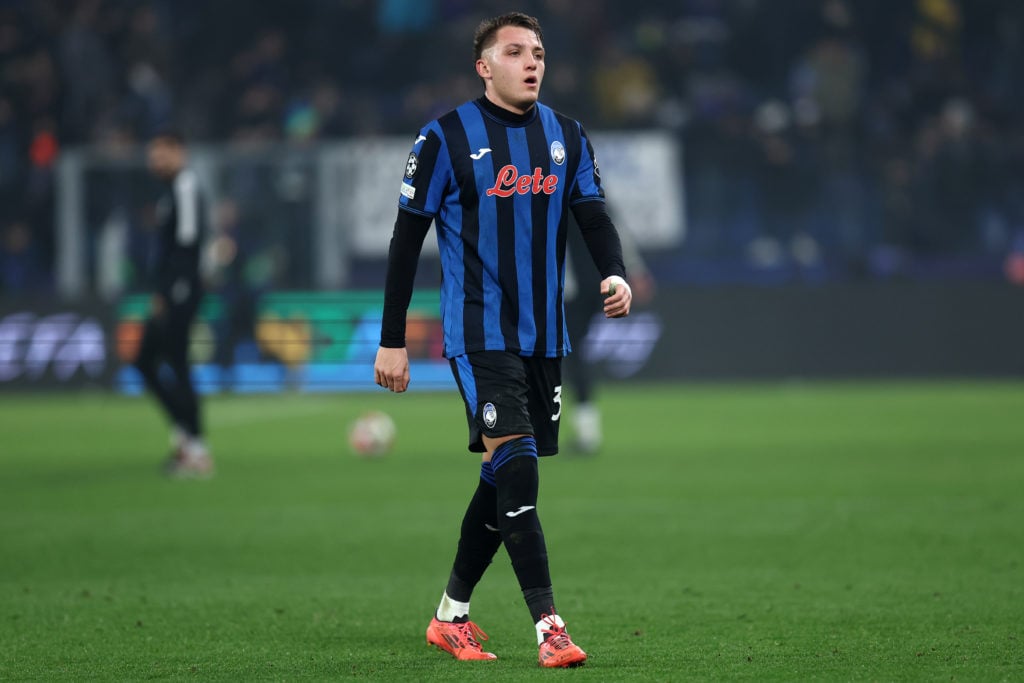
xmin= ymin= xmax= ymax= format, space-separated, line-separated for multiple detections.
xmin=537 ymin=614 xmax=587 ymax=668
xmin=426 ymin=617 xmax=497 ymax=661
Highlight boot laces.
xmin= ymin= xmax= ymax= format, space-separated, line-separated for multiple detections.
xmin=539 ymin=612 xmax=572 ymax=650
xmin=455 ymin=621 xmax=489 ymax=650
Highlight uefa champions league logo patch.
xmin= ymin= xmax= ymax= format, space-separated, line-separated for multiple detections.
xmin=405 ymin=152 xmax=419 ymax=178
xmin=550 ymin=140 xmax=566 ymax=166
xmin=482 ymin=402 xmax=498 ymax=429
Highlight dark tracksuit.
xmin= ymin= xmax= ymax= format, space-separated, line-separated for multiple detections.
xmin=134 ymin=168 xmax=205 ymax=439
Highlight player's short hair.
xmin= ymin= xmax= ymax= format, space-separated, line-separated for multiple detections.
xmin=473 ymin=12 xmax=543 ymax=60
xmin=150 ymin=128 xmax=185 ymax=147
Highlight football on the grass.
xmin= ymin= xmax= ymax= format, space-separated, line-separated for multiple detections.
xmin=348 ymin=411 xmax=396 ymax=457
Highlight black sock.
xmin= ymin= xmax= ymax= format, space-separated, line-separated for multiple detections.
xmin=522 ymin=585 xmax=556 ymax=625
xmin=444 ymin=461 xmax=502 ymax=603
xmin=492 ymin=436 xmax=553 ymax=621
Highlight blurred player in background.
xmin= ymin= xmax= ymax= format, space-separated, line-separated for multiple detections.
xmin=374 ymin=12 xmax=631 ymax=668
xmin=134 ymin=131 xmax=212 ymax=477
xmin=564 ymin=221 xmax=655 ymax=453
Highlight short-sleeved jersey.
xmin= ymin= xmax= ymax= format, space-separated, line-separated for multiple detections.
xmin=398 ymin=98 xmax=605 ymax=359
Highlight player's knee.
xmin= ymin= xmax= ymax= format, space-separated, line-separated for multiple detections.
xmin=490 ymin=435 xmax=538 ymax=472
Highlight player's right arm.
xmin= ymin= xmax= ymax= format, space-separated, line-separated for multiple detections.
xmin=375 ymin=209 xmax=432 ymax=393
xmin=375 ymin=126 xmax=450 ymax=393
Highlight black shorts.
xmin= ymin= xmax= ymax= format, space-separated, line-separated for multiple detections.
xmin=450 ymin=350 xmax=563 ymax=456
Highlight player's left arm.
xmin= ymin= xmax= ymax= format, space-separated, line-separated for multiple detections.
xmin=569 ymin=123 xmax=631 ymax=318
xmin=572 ymin=201 xmax=632 ymax=318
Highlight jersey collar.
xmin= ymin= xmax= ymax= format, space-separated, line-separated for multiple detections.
xmin=475 ymin=96 xmax=538 ymax=127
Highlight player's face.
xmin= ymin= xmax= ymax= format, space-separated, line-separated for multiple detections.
xmin=476 ymin=25 xmax=545 ymax=114
xmin=146 ymin=139 xmax=185 ymax=179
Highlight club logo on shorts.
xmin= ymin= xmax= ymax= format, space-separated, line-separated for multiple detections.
xmin=482 ymin=402 xmax=498 ymax=429
xmin=405 ymin=152 xmax=418 ymax=178
xmin=550 ymin=140 xmax=566 ymax=166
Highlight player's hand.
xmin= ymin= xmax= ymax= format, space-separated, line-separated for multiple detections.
xmin=601 ymin=276 xmax=632 ymax=318
xmin=374 ymin=346 xmax=411 ymax=393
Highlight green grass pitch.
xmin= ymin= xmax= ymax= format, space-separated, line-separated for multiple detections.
xmin=1 ymin=382 xmax=1022 ymax=681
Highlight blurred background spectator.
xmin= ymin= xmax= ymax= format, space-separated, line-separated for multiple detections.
xmin=1 ymin=0 xmax=1023 ymax=296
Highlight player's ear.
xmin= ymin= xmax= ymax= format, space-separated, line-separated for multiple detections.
xmin=475 ymin=58 xmax=490 ymax=80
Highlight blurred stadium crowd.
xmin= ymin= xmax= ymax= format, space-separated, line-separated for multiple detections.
xmin=2 ymin=0 xmax=1023 ymax=295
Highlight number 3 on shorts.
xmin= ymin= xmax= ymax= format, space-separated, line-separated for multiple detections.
xmin=551 ymin=385 xmax=562 ymax=421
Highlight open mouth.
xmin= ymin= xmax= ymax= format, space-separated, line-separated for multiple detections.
xmin=525 ymin=76 xmax=538 ymax=86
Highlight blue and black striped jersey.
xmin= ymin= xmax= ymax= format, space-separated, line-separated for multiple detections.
xmin=398 ymin=97 xmax=606 ymax=359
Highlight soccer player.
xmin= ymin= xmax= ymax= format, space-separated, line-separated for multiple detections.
xmin=134 ymin=131 xmax=212 ymax=477
xmin=374 ymin=13 xmax=632 ymax=668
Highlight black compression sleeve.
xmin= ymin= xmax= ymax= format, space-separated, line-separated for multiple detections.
xmin=380 ymin=209 xmax=432 ymax=348
xmin=572 ymin=200 xmax=626 ymax=279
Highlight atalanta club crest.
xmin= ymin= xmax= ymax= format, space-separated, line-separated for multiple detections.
xmin=482 ymin=402 xmax=498 ymax=429
xmin=550 ymin=140 xmax=566 ymax=166
xmin=405 ymin=152 xmax=418 ymax=179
